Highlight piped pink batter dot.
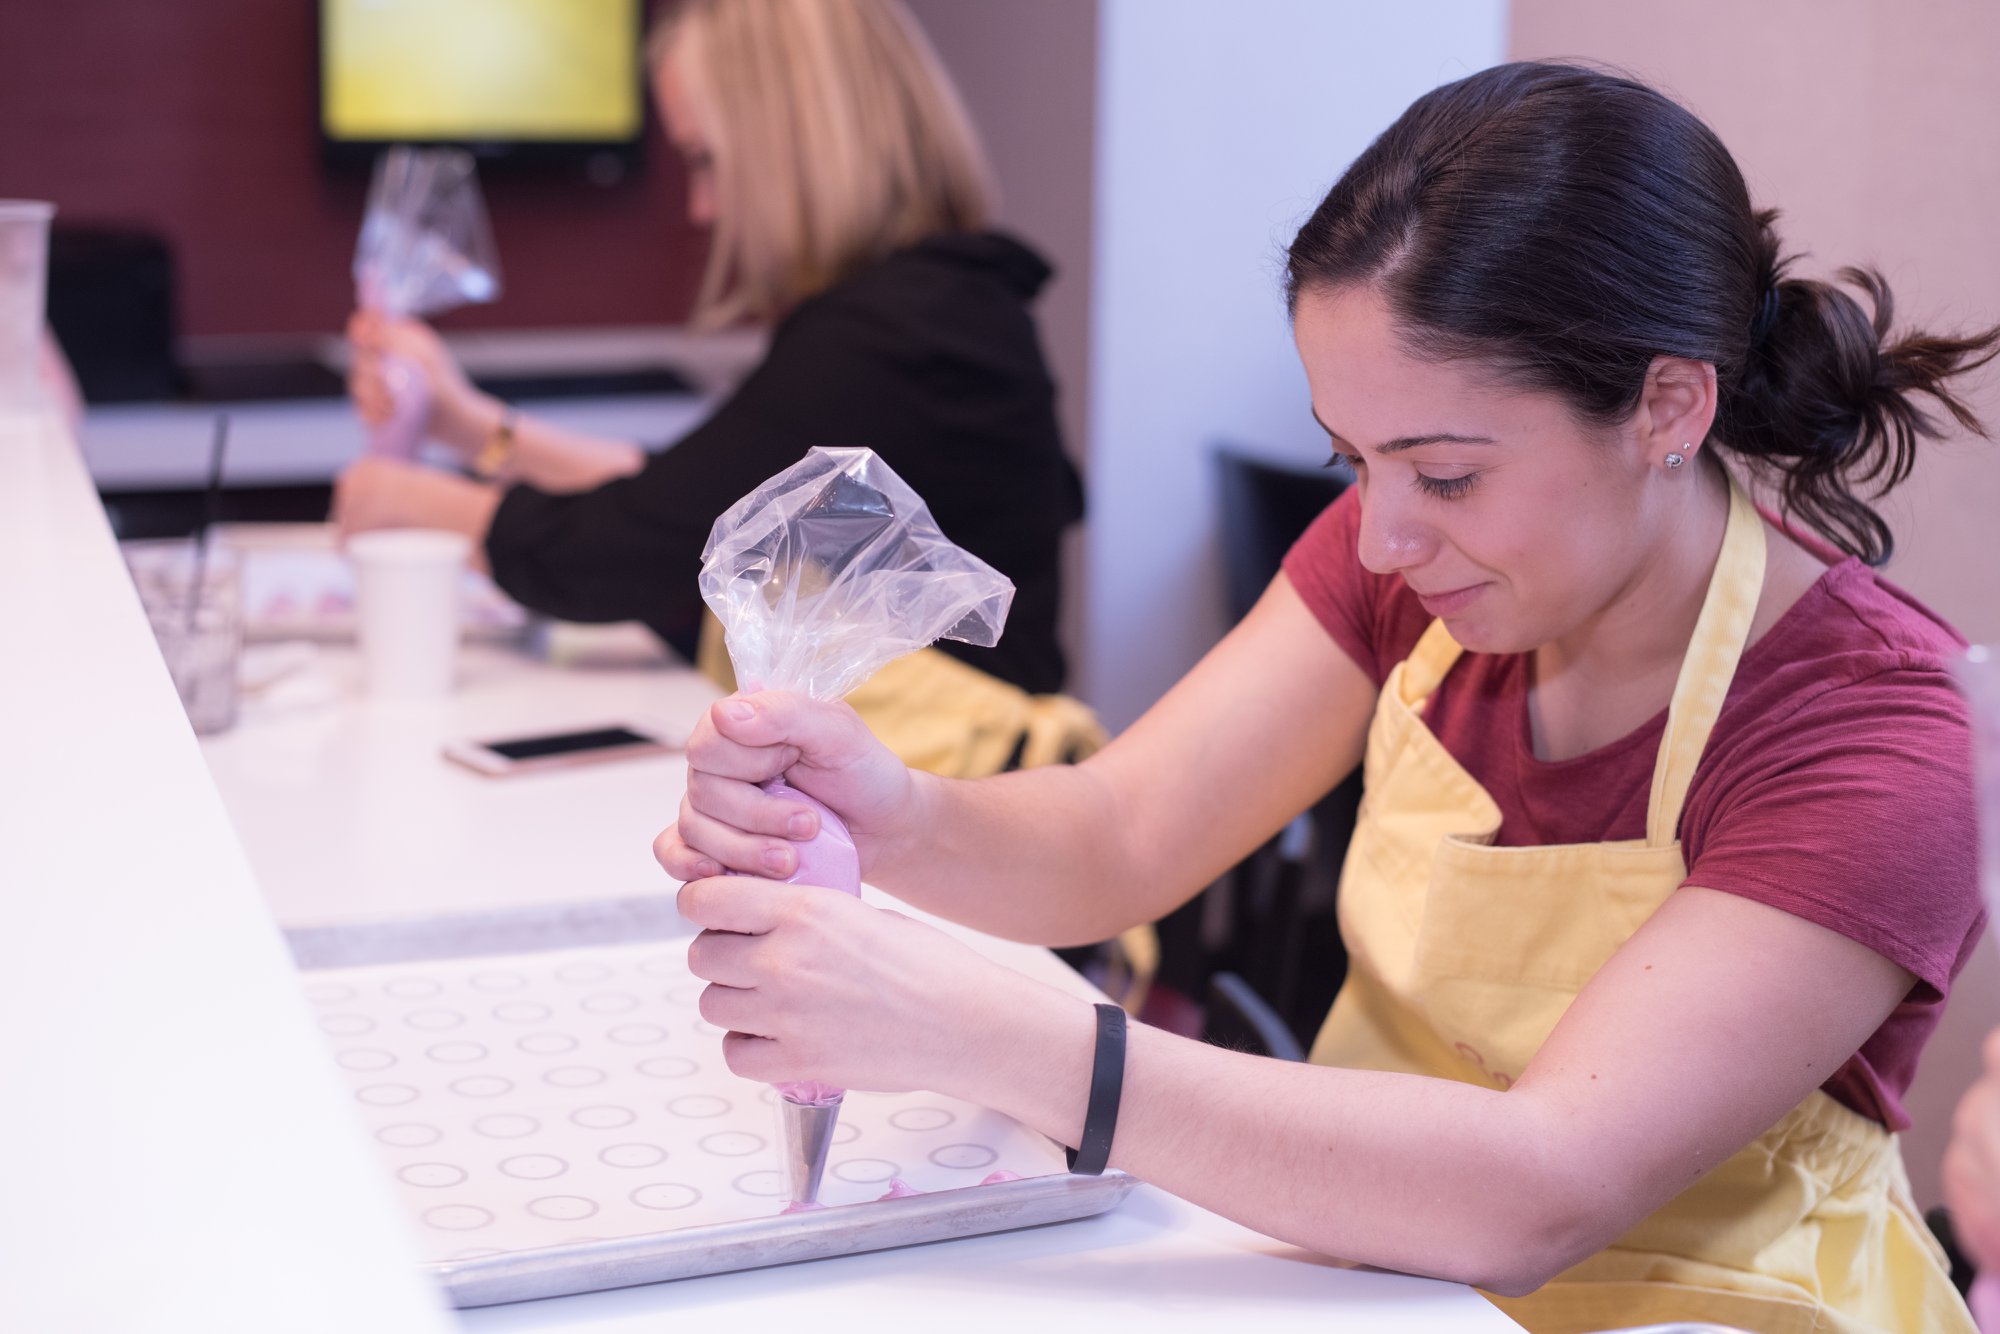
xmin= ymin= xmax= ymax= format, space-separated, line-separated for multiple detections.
xmin=780 ymin=1200 xmax=829 ymax=1215
xmin=876 ymin=1179 xmax=922 ymax=1200
xmin=978 ymin=1170 xmax=1024 ymax=1185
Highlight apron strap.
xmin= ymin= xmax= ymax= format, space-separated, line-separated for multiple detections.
xmin=1397 ymin=616 xmax=1467 ymax=710
xmin=1390 ymin=475 xmax=1765 ymax=846
xmin=1645 ymin=475 xmax=1767 ymax=847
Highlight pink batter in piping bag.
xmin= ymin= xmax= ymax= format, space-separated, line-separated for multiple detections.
xmin=698 ymin=447 xmax=1015 ymax=1205
xmin=350 ymin=147 xmax=500 ymax=458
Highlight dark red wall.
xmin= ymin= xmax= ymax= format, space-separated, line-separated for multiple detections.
xmin=0 ymin=2 xmax=705 ymax=337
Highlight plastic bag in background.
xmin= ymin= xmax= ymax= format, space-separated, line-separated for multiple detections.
xmin=699 ymin=446 xmax=1013 ymax=1115
xmin=1954 ymin=647 xmax=2000 ymax=1327
xmin=351 ymin=147 xmax=501 ymax=458
xmin=1957 ymin=647 xmax=2000 ymax=931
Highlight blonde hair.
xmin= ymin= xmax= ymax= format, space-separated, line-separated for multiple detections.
xmin=652 ymin=0 xmax=997 ymax=326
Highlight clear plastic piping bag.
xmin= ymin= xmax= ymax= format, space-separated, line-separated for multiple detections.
xmin=698 ymin=448 xmax=1013 ymax=1193
xmin=351 ymin=146 xmax=500 ymax=458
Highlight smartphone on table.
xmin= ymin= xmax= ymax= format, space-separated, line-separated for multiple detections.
xmin=442 ymin=722 xmax=686 ymax=777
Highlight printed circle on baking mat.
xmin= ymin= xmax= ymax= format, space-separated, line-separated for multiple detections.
xmin=888 ymin=1107 xmax=955 ymax=1133
xmin=600 ymin=1143 xmax=668 ymax=1169
xmin=356 ymin=1083 xmax=420 ymax=1107
xmin=491 ymin=1001 xmax=552 ymax=1024
xmin=423 ymin=1204 xmax=494 ymax=1232
xmin=403 ymin=1008 xmax=465 ymax=1031
xmin=425 ymin=1041 xmax=487 ymax=1065
xmin=319 ymin=1013 xmax=374 ymax=1037
xmin=666 ymin=1094 xmax=731 ymax=1119
xmin=526 ymin=1196 xmax=598 ymax=1221
xmin=398 ymin=1163 xmax=468 ymax=1189
xmin=833 ymin=1122 xmax=861 ymax=1146
xmin=303 ymin=981 xmax=355 ymax=1005
xmin=607 ymin=1023 xmax=668 ymax=1046
xmin=554 ymin=961 xmax=614 ymax=985
xmin=377 ymin=1122 xmax=443 ymax=1149
xmin=472 ymin=1113 xmax=541 ymax=1140
xmin=632 ymin=1182 xmax=701 ymax=1211
xmin=732 ymin=1170 xmax=785 ymax=1198
xmin=832 ymin=1158 xmax=899 ymax=1184
xmin=698 ymin=1131 xmax=766 ymax=1158
xmin=499 ymin=1154 xmax=568 ymax=1181
xmin=580 ymin=992 xmax=641 ymax=1014
xmin=516 ymin=1032 xmax=579 ymax=1056
xmin=336 ymin=1048 xmax=397 ymax=1072
xmin=384 ymin=977 xmax=443 ymax=999
xmin=635 ymin=1056 xmax=697 ymax=1080
xmin=570 ymin=1104 xmax=637 ymax=1130
xmin=929 ymin=1143 xmax=999 ymax=1171
xmin=468 ymin=970 xmax=528 ymax=992
xmin=450 ymin=1075 xmax=515 ymax=1099
xmin=543 ymin=1065 xmax=607 ymax=1089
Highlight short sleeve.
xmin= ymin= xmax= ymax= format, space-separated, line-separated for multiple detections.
xmin=1680 ymin=665 xmax=1983 ymax=999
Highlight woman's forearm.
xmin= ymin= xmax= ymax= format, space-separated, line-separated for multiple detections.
xmin=505 ymin=413 xmax=646 ymax=493
xmin=963 ymin=986 xmax=1594 ymax=1295
xmin=870 ymin=763 xmax=1173 ymax=946
xmin=458 ymin=394 xmax=644 ymax=494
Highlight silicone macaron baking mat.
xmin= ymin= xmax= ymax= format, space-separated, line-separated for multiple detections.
xmin=300 ymin=931 xmax=1074 ymax=1265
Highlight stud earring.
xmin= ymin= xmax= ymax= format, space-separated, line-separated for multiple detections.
xmin=1663 ymin=450 xmax=1687 ymax=470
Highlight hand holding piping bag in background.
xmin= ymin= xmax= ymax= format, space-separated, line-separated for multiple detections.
xmin=349 ymin=147 xmax=501 ymax=458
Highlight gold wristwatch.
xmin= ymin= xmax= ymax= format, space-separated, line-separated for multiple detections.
xmin=471 ymin=406 xmax=519 ymax=479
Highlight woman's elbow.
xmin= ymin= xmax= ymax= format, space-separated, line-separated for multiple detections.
xmin=1459 ymin=1216 xmax=1605 ymax=1297
xmin=1453 ymin=1166 xmax=1633 ymax=1297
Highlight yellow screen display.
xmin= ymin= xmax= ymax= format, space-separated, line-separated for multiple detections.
xmin=322 ymin=0 xmax=642 ymax=142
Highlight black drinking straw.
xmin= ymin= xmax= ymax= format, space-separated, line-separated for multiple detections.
xmin=185 ymin=413 xmax=230 ymax=634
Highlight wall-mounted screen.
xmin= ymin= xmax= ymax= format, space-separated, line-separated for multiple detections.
xmin=320 ymin=0 xmax=645 ymax=169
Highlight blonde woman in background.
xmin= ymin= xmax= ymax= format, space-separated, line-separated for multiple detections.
xmin=335 ymin=0 xmax=1086 ymax=732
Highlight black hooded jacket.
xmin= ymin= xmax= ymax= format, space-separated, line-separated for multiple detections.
xmin=485 ymin=231 xmax=1085 ymax=694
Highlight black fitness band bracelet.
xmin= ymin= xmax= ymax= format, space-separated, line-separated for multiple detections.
xmin=1065 ymin=1002 xmax=1127 ymax=1176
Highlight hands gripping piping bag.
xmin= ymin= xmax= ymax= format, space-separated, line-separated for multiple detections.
xmin=698 ymin=447 xmax=1014 ymax=1202
xmin=351 ymin=147 xmax=501 ymax=458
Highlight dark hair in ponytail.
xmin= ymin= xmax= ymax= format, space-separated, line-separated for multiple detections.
xmin=1284 ymin=61 xmax=2000 ymax=565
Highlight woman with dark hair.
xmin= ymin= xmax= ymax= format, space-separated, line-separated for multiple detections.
xmin=656 ymin=62 xmax=1995 ymax=1331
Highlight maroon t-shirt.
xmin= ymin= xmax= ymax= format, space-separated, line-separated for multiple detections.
xmin=1283 ymin=488 xmax=1983 ymax=1130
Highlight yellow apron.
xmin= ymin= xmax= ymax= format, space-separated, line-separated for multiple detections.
xmin=1309 ymin=478 xmax=1971 ymax=1334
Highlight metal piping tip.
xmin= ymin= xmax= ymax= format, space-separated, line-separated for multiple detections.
xmin=777 ymin=1093 xmax=844 ymax=1204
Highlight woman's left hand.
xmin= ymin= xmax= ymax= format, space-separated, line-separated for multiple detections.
xmin=676 ymin=875 xmax=1082 ymax=1099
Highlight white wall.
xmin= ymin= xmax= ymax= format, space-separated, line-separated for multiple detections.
xmin=901 ymin=0 xmax=1099 ymax=690
xmin=1081 ymin=0 xmax=1509 ymax=728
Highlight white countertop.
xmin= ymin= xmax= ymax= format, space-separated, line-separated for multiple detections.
xmin=10 ymin=408 xmax=1517 ymax=1331
xmin=84 ymin=325 xmax=765 ymax=492
xmin=201 ymin=631 xmax=1517 ymax=1330
xmin=1 ymin=411 xmax=455 ymax=1334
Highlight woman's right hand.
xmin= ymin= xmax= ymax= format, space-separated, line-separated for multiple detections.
xmin=346 ymin=309 xmax=497 ymax=456
xmin=654 ymin=691 xmax=922 ymax=883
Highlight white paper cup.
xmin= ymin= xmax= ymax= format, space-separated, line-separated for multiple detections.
xmin=348 ymin=529 xmax=471 ymax=698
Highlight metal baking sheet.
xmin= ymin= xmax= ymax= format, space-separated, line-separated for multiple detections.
xmin=286 ymin=897 xmax=1136 ymax=1307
